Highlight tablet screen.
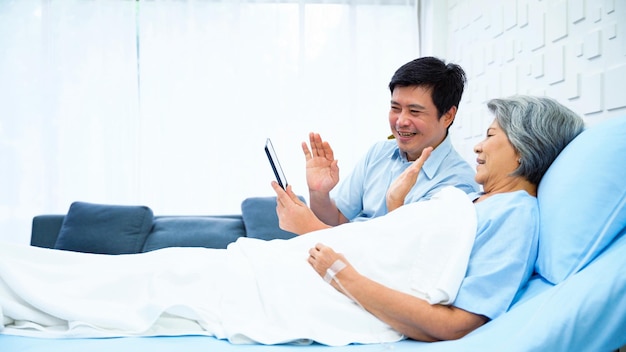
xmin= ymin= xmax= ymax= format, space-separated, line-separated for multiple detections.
xmin=265 ymin=138 xmax=288 ymax=189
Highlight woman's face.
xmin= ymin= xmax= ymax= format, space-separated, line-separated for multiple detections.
xmin=473 ymin=119 xmax=520 ymax=190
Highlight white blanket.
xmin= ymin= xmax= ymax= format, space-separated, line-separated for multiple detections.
xmin=0 ymin=186 xmax=476 ymax=346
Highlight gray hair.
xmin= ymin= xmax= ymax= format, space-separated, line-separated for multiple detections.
xmin=487 ymin=95 xmax=585 ymax=185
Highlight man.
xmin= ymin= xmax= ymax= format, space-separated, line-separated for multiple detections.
xmin=272 ymin=56 xmax=479 ymax=234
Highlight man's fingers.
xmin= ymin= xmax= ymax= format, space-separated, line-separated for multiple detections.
xmin=311 ymin=133 xmax=327 ymax=157
xmin=309 ymin=132 xmax=320 ymax=156
xmin=306 ymin=133 xmax=335 ymax=162
xmin=285 ymin=185 xmax=302 ymax=204
xmin=302 ymin=142 xmax=312 ymax=160
xmin=321 ymin=141 xmax=334 ymax=161
xmin=273 ymin=183 xmax=304 ymax=209
xmin=271 ymin=181 xmax=289 ymax=204
xmin=420 ymin=146 xmax=433 ymax=161
xmin=412 ymin=146 xmax=433 ymax=170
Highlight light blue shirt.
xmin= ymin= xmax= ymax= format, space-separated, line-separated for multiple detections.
xmin=332 ymin=135 xmax=479 ymax=221
xmin=453 ymin=190 xmax=539 ymax=320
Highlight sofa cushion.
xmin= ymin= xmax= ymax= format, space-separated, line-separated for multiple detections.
xmin=241 ymin=196 xmax=301 ymax=240
xmin=536 ymin=115 xmax=626 ymax=284
xmin=54 ymin=202 xmax=154 ymax=254
xmin=142 ymin=216 xmax=246 ymax=251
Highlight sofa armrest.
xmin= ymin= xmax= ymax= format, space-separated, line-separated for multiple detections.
xmin=30 ymin=215 xmax=65 ymax=249
xmin=241 ymin=196 xmax=303 ymax=240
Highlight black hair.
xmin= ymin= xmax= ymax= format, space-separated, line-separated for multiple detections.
xmin=388 ymin=56 xmax=466 ymax=119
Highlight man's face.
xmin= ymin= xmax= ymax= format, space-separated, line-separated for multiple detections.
xmin=388 ymin=86 xmax=454 ymax=161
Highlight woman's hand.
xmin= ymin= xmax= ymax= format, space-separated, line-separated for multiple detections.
xmin=307 ymin=243 xmax=356 ymax=291
xmin=308 ymin=243 xmax=347 ymax=275
xmin=271 ymin=182 xmax=330 ymax=235
xmin=386 ymin=146 xmax=433 ymax=212
xmin=307 ymin=242 xmax=487 ymax=342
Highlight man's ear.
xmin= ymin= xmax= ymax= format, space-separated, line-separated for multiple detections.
xmin=442 ymin=106 xmax=457 ymax=128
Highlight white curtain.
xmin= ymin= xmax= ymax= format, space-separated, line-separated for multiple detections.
xmin=0 ymin=0 xmax=419 ymax=244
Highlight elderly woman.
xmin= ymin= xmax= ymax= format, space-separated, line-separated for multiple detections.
xmin=0 ymin=96 xmax=583 ymax=346
xmin=274 ymin=95 xmax=585 ymax=342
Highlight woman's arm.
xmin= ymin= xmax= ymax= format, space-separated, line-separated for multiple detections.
xmin=308 ymin=243 xmax=487 ymax=341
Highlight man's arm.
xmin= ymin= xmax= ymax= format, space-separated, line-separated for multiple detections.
xmin=302 ymin=133 xmax=349 ymax=226
xmin=308 ymin=190 xmax=349 ymax=226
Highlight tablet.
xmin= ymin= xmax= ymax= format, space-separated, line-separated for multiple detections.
xmin=265 ymin=138 xmax=288 ymax=189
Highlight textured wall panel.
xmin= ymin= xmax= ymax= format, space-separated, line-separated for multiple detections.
xmin=605 ymin=0 xmax=616 ymax=14
xmin=585 ymin=30 xmax=602 ymax=59
xmin=501 ymin=65 xmax=518 ymax=97
xmin=474 ymin=46 xmax=486 ymax=76
xmin=503 ymin=0 xmax=518 ymax=30
xmin=581 ymin=72 xmax=603 ymax=115
xmin=570 ymin=0 xmax=585 ymax=23
xmin=485 ymin=43 xmax=495 ymax=64
xmin=546 ymin=45 xmax=566 ymax=84
xmin=529 ymin=7 xmax=546 ymax=50
xmin=532 ymin=54 xmax=545 ymax=78
xmin=605 ymin=64 xmax=626 ymax=110
xmin=565 ymin=71 xmax=581 ymax=99
xmin=622 ymin=20 xmax=626 ymax=56
xmin=471 ymin=109 xmax=483 ymax=138
xmin=505 ymin=40 xmax=516 ymax=62
xmin=607 ymin=23 xmax=617 ymax=40
xmin=591 ymin=3 xmax=603 ymax=23
xmin=572 ymin=41 xmax=584 ymax=57
xmin=518 ymin=0 xmax=529 ymax=27
xmin=490 ymin=3 xmax=504 ymax=38
xmin=444 ymin=0 xmax=626 ymax=153
xmin=547 ymin=1 xmax=568 ymax=42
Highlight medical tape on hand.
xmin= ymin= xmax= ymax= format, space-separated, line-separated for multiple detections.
xmin=323 ymin=259 xmax=347 ymax=283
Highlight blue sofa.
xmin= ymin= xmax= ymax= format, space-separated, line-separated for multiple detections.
xmin=29 ymin=196 xmax=302 ymax=254
xmin=2 ymin=116 xmax=626 ymax=352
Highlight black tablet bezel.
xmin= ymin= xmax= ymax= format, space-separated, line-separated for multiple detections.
xmin=265 ymin=138 xmax=288 ymax=190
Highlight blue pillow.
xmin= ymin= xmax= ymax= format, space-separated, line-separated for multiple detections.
xmin=54 ymin=202 xmax=154 ymax=254
xmin=536 ymin=115 xmax=626 ymax=284
xmin=422 ymin=232 xmax=626 ymax=352
xmin=241 ymin=196 xmax=303 ymax=240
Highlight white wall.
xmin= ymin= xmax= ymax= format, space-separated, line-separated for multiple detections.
xmin=0 ymin=1 xmax=419 ymax=244
xmin=422 ymin=0 xmax=626 ymax=165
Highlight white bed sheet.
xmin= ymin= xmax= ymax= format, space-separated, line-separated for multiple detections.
xmin=0 ymin=187 xmax=476 ymax=347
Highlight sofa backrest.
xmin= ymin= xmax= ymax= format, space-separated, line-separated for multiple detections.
xmin=30 ymin=196 xmax=301 ymax=254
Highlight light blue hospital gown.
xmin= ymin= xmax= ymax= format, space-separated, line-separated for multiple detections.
xmin=453 ymin=190 xmax=539 ymax=320
xmin=333 ymin=136 xmax=479 ymax=221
